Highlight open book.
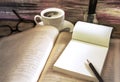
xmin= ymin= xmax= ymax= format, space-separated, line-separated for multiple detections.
xmin=53 ymin=21 xmax=113 ymax=82
xmin=0 ymin=26 xmax=58 ymax=82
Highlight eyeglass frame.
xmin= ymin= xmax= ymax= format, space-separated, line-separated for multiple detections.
xmin=0 ymin=9 xmax=36 ymax=37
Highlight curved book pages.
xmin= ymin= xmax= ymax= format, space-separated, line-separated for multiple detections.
xmin=0 ymin=26 xmax=58 ymax=82
xmin=53 ymin=21 xmax=113 ymax=82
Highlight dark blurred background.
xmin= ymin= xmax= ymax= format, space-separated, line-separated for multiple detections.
xmin=0 ymin=0 xmax=120 ymax=38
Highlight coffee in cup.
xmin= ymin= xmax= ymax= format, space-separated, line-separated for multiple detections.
xmin=34 ymin=8 xmax=65 ymax=31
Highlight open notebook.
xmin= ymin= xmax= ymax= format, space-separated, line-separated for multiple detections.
xmin=53 ymin=21 xmax=113 ymax=82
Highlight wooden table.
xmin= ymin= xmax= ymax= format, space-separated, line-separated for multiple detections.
xmin=38 ymin=32 xmax=120 ymax=82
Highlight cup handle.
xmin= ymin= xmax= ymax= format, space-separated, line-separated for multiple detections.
xmin=34 ymin=15 xmax=42 ymax=25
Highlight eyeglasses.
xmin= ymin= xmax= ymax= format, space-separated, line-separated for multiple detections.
xmin=0 ymin=10 xmax=36 ymax=37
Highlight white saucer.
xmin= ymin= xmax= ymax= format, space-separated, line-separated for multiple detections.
xmin=38 ymin=20 xmax=74 ymax=32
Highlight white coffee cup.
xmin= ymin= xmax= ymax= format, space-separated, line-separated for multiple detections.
xmin=34 ymin=8 xmax=65 ymax=31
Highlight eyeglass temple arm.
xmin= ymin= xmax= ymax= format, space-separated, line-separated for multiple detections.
xmin=0 ymin=25 xmax=13 ymax=31
xmin=12 ymin=9 xmax=36 ymax=26
xmin=12 ymin=10 xmax=23 ymax=20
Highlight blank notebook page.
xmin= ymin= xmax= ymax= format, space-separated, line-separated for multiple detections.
xmin=54 ymin=40 xmax=108 ymax=81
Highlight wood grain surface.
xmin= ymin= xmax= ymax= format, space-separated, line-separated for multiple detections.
xmin=102 ymin=39 xmax=120 ymax=82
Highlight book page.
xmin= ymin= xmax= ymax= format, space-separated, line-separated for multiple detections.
xmin=72 ymin=21 xmax=113 ymax=47
xmin=0 ymin=26 xmax=58 ymax=82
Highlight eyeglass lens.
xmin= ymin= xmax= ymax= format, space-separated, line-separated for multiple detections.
xmin=17 ymin=21 xmax=35 ymax=31
xmin=0 ymin=26 xmax=11 ymax=36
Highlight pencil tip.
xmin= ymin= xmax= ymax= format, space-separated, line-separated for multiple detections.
xmin=87 ymin=59 xmax=90 ymax=64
